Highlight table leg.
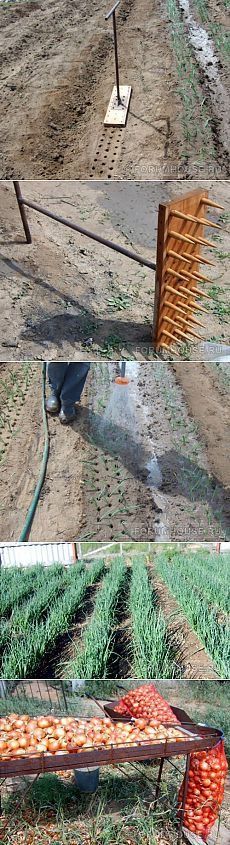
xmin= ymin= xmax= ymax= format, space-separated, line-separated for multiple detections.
xmin=153 ymin=758 xmax=164 ymax=811
xmin=177 ymin=753 xmax=191 ymax=845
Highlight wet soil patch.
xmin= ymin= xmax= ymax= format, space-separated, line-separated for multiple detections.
xmin=78 ymin=391 xmax=162 ymax=542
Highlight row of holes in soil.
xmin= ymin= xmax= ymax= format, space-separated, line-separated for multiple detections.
xmin=82 ymin=450 xmax=132 ymax=537
xmin=90 ymin=127 xmax=124 ymax=177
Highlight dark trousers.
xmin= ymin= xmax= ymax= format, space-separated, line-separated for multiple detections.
xmin=47 ymin=363 xmax=90 ymax=413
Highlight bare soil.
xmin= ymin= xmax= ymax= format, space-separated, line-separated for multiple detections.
xmin=0 ymin=180 xmax=229 ymax=362
xmin=0 ymin=0 xmax=229 ymax=179
xmin=0 ymin=360 xmax=229 ymax=543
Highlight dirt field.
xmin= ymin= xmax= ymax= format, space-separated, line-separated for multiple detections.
xmin=0 ymin=361 xmax=229 ymax=543
xmin=0 ymin=180 xmax=229 ymax=362
xmin=0 ymin=0 xmax=229 ymax=179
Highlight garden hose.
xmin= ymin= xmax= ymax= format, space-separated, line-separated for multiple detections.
xmin=19 ymin=363 xmax=49 ymax=541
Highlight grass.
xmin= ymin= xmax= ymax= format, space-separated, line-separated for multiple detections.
xmin=1 ymin=560 xmax=105 ymax=679
xmin=129 ymin=556 xmax=178 ymax=678
xmin=154 ymin=549 xmax=230 ymax=677
xmin=207 ymin=285 xmax=230 ymax=322
xmin=64 ymin=557 xmax=127 ymax=678
xmin=99 ymin=334 xmax=123 ymax=357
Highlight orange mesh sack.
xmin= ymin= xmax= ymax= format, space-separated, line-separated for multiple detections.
xmin=178 ymin=739 xmax=228 ymax=841
xmin=114 ymin=683 xmax=179 ymax=723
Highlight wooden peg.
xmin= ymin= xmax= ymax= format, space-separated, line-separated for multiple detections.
xmin=164 ymin=299 xmax=193 ymax=315
xmin=173 ymin=326 xmax=192 ymax=341
xmin=170 ymin=209 xmax=222 ymax=230
xmin=167 ymin=266 xmax=210 ymax=284
xmin=190 ymin=287 xmax=211 ymax=299
xmin=161 ymin=342 xmax=180 ymax=356
xmin=168 ymin=229 xmax=196 ymax=245
xmin=165 ymin=284 xmax=187 ymax=299
xmin=168 ymin=229 xmax=217 ymax=249
xmin=189 ymin=302 xmax=209 ymax=314
xmin=165 ymin=298 xmax=209 ymax=316
xmin=164 ymin=310 xmax=205 ymax=329
xmin=175 ymin=325 xmax=202 ymax=341
xmin=167 ymin=269 xmax=191 ymax=284
xmin=185 ymin=327 xmax=203 ymax=340
xmin=189 ymin=268 xmax=211 ymax=283
xmin=201 ymin=198 xmax=225 ymax=210
xmin=167 ymin=250 xmax=192 ymax=264
xmin=164 ymin=301 xmax=203 ymax=323
xmin=160 ymin=315 xmax=184 ymax=330
xmin=178 ymin=285 xmax=195 ymax=297
xmin=160 ymin=329 xmax=184 ymax=345
xmin=187 ymin=315 xmax=206 ymax=329
xmin=192 ymin=235 xmax=218 ymax=249
xmin=181 ymin=252 xmax=216 ymax=267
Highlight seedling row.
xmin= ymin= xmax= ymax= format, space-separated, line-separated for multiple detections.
xmin=1 ymin=551 xmax=229 ymax=679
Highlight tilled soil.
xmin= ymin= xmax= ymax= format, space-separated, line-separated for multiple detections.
xmin=0 ymin=360 xmax=229 ymax=542
xmin=0 ymin=0 xmax=229 ymax=178
xmin=0 ymin=180 xmax=229 ymax=362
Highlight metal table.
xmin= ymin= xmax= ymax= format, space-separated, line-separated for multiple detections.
xmin=0 ymin=705 xmax=222 ymax=844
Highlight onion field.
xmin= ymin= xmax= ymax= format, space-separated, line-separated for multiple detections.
xmin=1 ymin=550 xmax=229 ymax=680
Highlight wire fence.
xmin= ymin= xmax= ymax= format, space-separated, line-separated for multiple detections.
xmin=76 ymin=541 xmax=219 ymax=559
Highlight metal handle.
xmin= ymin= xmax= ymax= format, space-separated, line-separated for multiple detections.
xmin=105 ymin=0 xmax=120 ymax=20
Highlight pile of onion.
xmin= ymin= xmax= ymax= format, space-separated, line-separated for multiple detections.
xmin=114 ymin=683 xmax=179 ymax=723
xmin=178 ymin=740 xmax=228 ymax=841
xmin=0 ymin=713 xmax=186 ymax=760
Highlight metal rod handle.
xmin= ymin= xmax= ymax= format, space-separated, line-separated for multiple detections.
xmin=112 ymin=10 xmax=121 ymax=104
xmin=13 ymin=181 xmax=32 ymax=244
xmin=14 ymin=188 xmax=156 ymax=271
xmin=105 ymin=0 xmax=120 ymax=20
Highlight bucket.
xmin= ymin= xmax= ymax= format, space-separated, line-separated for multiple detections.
xmin=74 ymin=766 xmax=100 ymax=793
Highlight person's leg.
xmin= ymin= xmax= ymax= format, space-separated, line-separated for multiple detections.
xmin=59 ymin=363 xmax=90 ymax=422
xmin=46 ymin=363 xmax=69 ymax=414
xmin=47 ymin=363 xmax=69 ymax=396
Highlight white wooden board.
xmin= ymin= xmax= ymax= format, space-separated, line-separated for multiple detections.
xmin=104 ymin=85 xmax=132 ymax=126
xmin=183 ymin=820 xmax=229 ymax=844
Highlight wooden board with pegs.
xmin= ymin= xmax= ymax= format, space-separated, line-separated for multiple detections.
xmin=153 ymin=189 xmax=224 ymax=353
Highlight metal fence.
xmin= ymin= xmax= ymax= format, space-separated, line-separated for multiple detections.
xmin=0 ymin=681 xmax=74 ymax=716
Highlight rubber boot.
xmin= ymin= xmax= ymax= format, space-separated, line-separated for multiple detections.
xmin=59 ymin=407 xmax=76 ymax=424
xmin=46 ymin=392 xmax=60 ymax=415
